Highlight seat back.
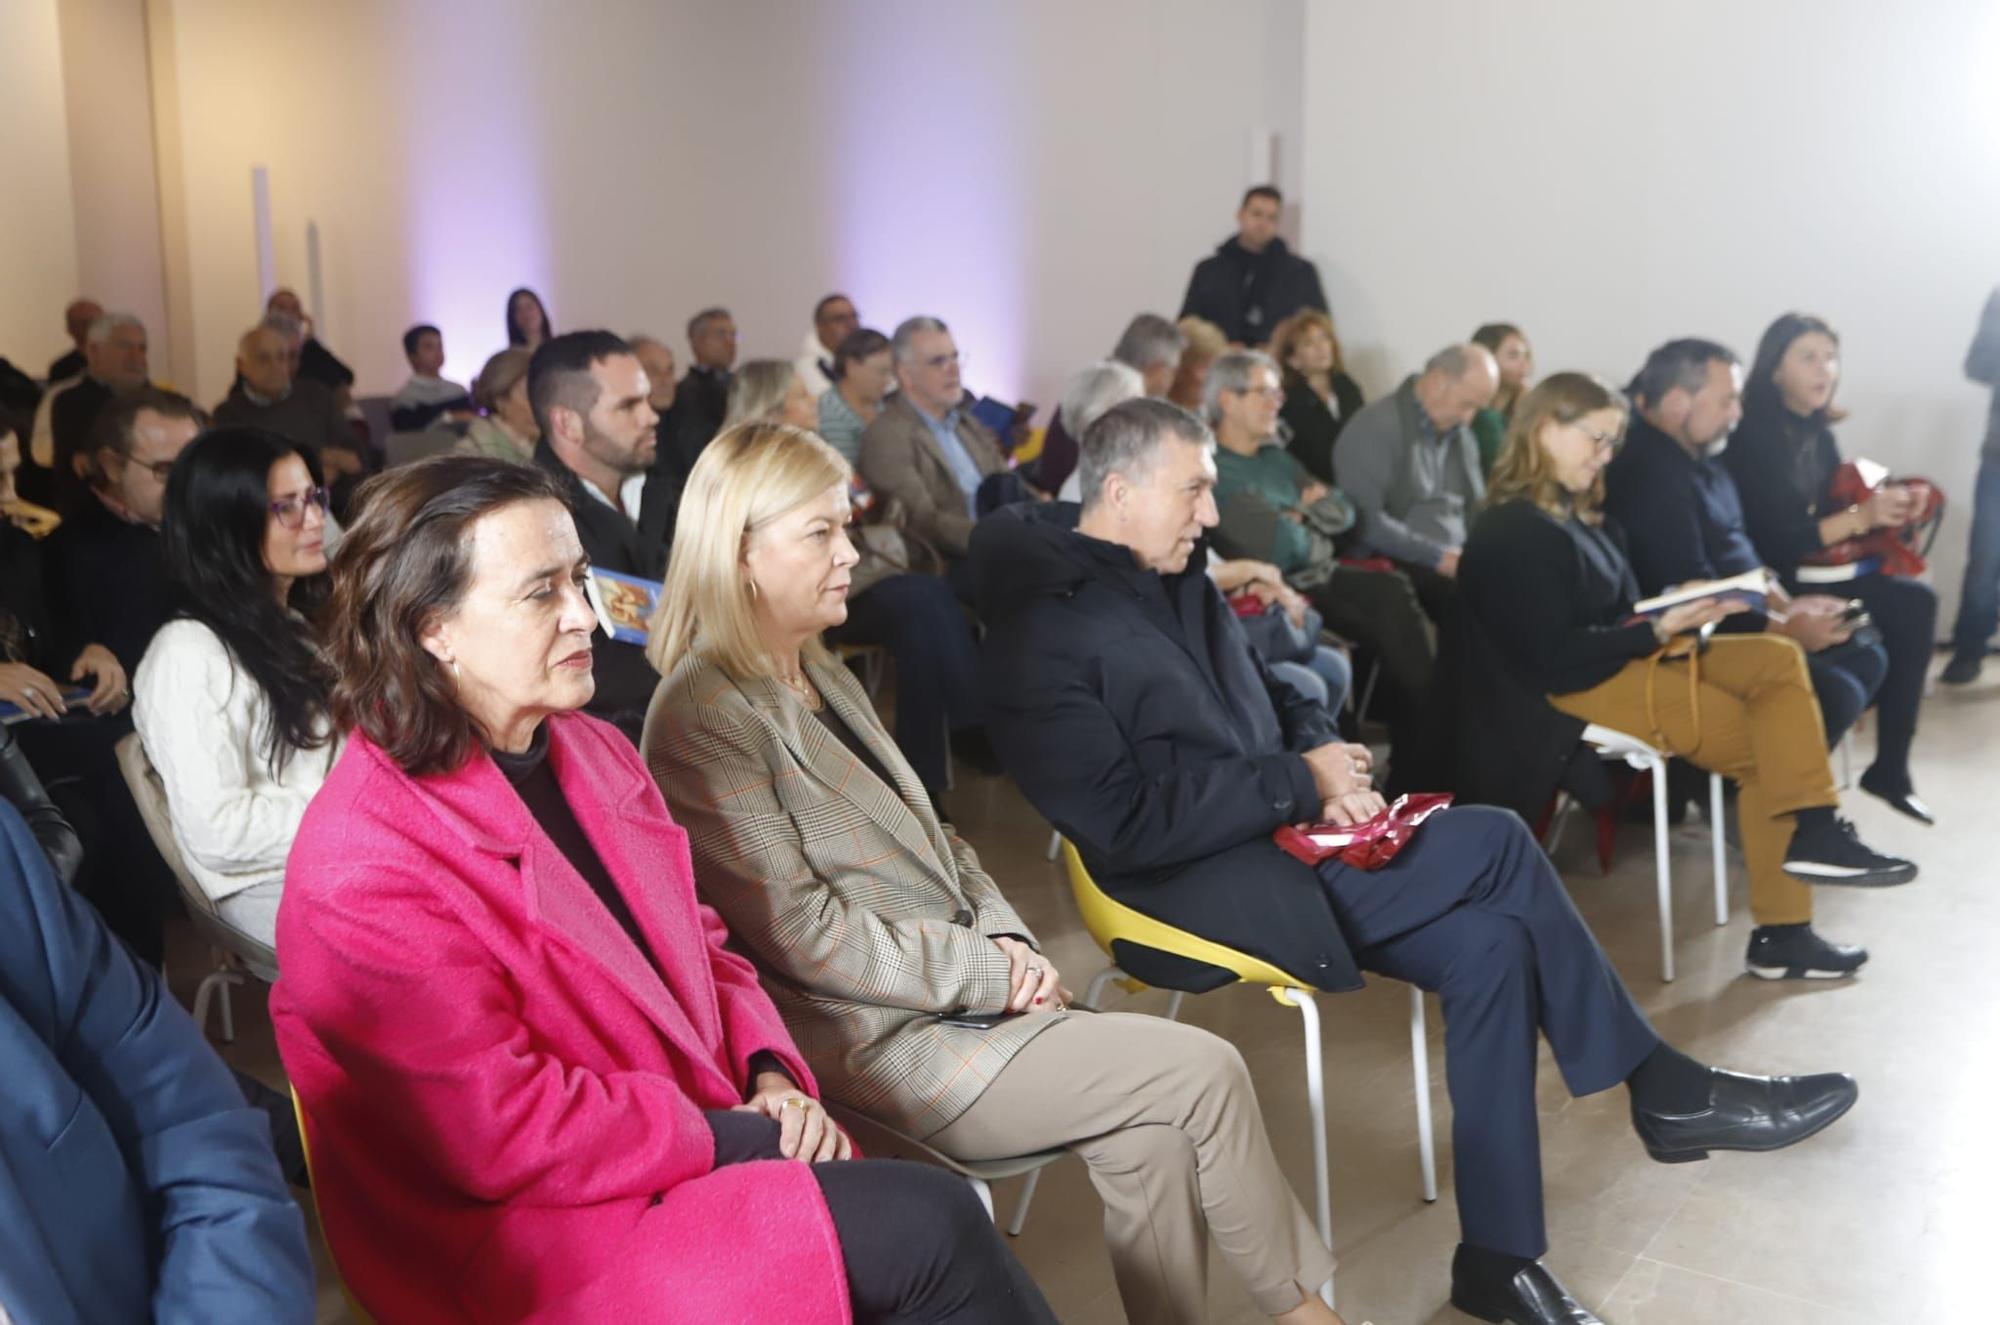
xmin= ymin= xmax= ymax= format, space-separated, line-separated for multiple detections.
xmin=1056 ymin=838 xmax=1302 ymax=991
xmin=113 ymin=733 xmax=278 ymax=978
xmin=290 ymin=1089 xmax=378 ymax=1325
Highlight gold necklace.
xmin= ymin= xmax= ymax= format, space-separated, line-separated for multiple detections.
xmin=776 ymin=666 xmax=822 ymax=710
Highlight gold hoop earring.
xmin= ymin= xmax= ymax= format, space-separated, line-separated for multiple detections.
xmin=747 ymin=580 xmax=760 ymax=601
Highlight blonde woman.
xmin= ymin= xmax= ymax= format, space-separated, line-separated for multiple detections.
xmin=642 ymin=422 xmax=1347 ymax=1325
xmin=1459 ymin=371 xmax=1913 ymax=979
xmin=1169 ymin=314 xmax=1228 ymax=411
xmin=723 ymin=358 xmax=818 ymax=432
xmin=455 ymin=347 xmax=537 ymax=465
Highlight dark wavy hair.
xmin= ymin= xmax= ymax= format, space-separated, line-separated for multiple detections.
xmin=325 ymin=455 xmax=571 ymax=776
xmin=505 ymin=286 xmax=553 ymax=347
xmin=1744 ymin=312 xmax=1840 ymax=426
xmin=160 ymin=428 xmax=334 ymax=775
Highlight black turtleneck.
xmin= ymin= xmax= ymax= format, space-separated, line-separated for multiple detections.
xmin=1719 ymin=402 xmax=1844 ymax=578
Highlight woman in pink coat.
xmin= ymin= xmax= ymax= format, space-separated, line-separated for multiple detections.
xmin=271 ymin=455 xmax=1055 ymax=1324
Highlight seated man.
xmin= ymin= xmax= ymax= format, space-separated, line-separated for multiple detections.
xmin=794 ymin=291 xmax=859 ymax=398
xmin=47 ymin=387 xmax=201 ymax=678
xmin=388 ymin=323 xmax=473 ymax=431
xmin=1180 ymin=185 xmax=1328 ymax=347
xmin=0 ymin=799 xmax=313 ymax=1323
xmin=214 ymin=322 xmax=366 ymax=489
xmin=1032 ymin=312 xmax=1184 ymax=494
xmin=1205 ymin=349 xmax=1434 ymax=767
xmin=973 ymin=397 xmax=1858 ymax=1325
xmin=659 ymin=306 xmax=737 ymax=482
xmin=46 ymin=296 xmax=102 ymax=385
xmin=1332 ymin=342 xmax=1497 ymax=617
xmin=528 ymin=330 xmax=669 ymax=740
xmin=1605 ymin=338 xmax=1888 ymax=753
xmin=264 ymin=287 xmax=355 ymax=408
xmin=42 ymin=312 xmax=153 ymax=513
xmin=859 ymin=315 xmax=1007 ymax=593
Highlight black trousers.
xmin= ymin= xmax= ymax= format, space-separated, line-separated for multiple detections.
xmin=1316 ymin=806 xmax=1659 ymax=1259
xmin=1839 ymin=573 xmax=1936 ymax=791
xmin=708 ymin=1112 xmax=1057 ymax=1324
xmin=827 ymin=573 xmax=983 ymax=794
xmin=1307 ymin=563 xmax=1435 ymax=759
xmin=1806 ymin=634 xmax=1889 ymax=748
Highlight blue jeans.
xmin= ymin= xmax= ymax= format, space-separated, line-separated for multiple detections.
xmin=1951 ymin=452 xmax=2000 ymax=659
xmin=1806 ymin=635 xmax=1889 ymax=748
xmin=1239 ymin=605 xmax=1351 ymax=713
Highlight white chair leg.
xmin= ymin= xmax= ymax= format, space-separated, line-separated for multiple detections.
xmin=1006 ymin=1168 xmax=1041 ymax=1236
xmin=1276 ymin=987 xmax=1334 ymax=1310
xmin=1163 ymin=990 xmax=1186 ymax=1022
xmin=1081 ymin=967 xmax=1122 ymax=1012
xmin=1355 ymin=662 xmax=1381 ymax=726
xmin=218 ymin=970 xmax=239 ymax=1043
xmin=966 ymin=1174 xmax=995 ymax=1222
xmin=1543 ymin=792 xmax=1573 ymax=854
xmin=191 ymin=970 xmax=222 ymax=1038
xmin=1409 ymin=985 xmax=1437 ymax=1203
xmin=1045 ymin=829 xmax=1061 ymax=862
xmin=1709 ymin=773 xmax=1728 ymax=927
xmin=1650 ymin=756 xmax=1675 ymax=983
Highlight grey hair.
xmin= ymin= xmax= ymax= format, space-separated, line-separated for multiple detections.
xmin=1423 ymin=344 xmax=1478 ymax=378
xmin=1060 ymin=361 xmax=1145 ymax=441
xmin=1078 ymin=397 xmax=1212 ymax=511
xmin=1109 ymin=313 xmax=1186 ymax=372
xmin=84 ymin=312 xmax=143 ymax=346
xmin=1629 ymin=338 xmax=1740 ymax=407
xmin=1201 ymin=348 xmax=1279 ymax=424
xmin=890 ymin=315 xmax=949 ymax=365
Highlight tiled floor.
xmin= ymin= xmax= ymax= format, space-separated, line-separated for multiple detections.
xmin=178 ymin=660 xmax=1997 ymax=1323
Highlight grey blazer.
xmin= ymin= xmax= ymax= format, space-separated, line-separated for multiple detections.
xmin=643 ymin=651 xmax=1063 ymax=1139
xmin=1333 ymin=375 xmax=1485 ymax=567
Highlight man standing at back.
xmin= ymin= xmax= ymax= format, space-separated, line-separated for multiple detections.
xmin=1180 ymin=185 xmax=1328 ymax=348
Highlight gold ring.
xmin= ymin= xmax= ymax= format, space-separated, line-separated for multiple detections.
xmin=783 ymin=1096 xmax=813 ymax=1111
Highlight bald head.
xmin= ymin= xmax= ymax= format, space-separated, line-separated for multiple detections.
xmin=627 ymin=335 xmax=678 ymax=412
xmin=1416 ymin=342 xmax=1500 ymax=432
xmin=65 ymin=299 xmax=103 ymax=347
xmin=237 ymin=325 xmax=293 ymax=397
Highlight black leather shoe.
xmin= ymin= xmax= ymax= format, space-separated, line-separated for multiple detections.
xmin=1632 ymin=1068 xmax=1858 ymax=1164
xmin=1856 ymin=771 xmax=1936 ymax=826
xmin=1450 ymin=1255 xmax=1603 ymax=1324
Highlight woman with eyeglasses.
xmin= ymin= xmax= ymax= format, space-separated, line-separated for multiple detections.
xmin=133 ymin=427 xmax=338 ymax=947
xmin=1452 ymin=374 xmax=1913 ymax=980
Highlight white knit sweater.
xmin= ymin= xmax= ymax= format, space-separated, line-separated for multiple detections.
xmin=133 ymin=619 xmax=339 ymax=909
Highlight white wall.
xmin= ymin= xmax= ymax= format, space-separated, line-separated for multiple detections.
xmin=143 ymin=0 xmax=1304 ymax=412
xmin=1 ymin=0 xmax=82 ymax=372
xmin=1303 ymin=0 xmax=2000 ymax=619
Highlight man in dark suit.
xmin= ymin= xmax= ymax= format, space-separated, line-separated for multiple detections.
xmin=529 ymin=330 xmax=672 ymax=740
xmin=659 ymin=306 xmax=736 ymax=482
xmin=0 ymin=799 xmax=312 ymax=1322
xmin=45 ymin=296 xmax=101 ymax=384
xmin=974 ymin=397 xmax=1859 ymax=1325
xmin=45 ymin=311 xmax=152 ymax=513
xmin=1179 ymin=185 xmax=1328 ymax=348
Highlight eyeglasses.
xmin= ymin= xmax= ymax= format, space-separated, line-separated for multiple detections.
xmin=268 ymin=486 xmax=331 ymax=529
xmin=1571 ymin=422 xmax=1623 ymax=456
xmin=125 ymin=455 xmax=176 ymax=482
xmin=919 ymin=351 xmax=965 ymax=372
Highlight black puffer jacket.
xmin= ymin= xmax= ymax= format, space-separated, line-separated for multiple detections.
xmin=1178 ymin=235 xmax=1329 ymax=346
xmin=972 ymin=502 xmax=1361 ymax=993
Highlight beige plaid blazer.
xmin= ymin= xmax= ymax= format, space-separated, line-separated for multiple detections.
xmin=643 ymin=651 xmax=1066 ymax=1140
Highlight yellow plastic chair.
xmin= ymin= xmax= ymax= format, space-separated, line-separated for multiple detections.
xmin=290 ymin=1089 xmax=378 ymax=1325
xmin=1056 ymin=838 xmax=1438 ymax=1312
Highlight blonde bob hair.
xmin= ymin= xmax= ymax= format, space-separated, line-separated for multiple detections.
xmin=1484 ymin=371 xmax=1628 ymax=524
xmin=721 ymin=359 xmax=798 ymax=430
xmin=646 ymin=420 xmax=849 ymax=679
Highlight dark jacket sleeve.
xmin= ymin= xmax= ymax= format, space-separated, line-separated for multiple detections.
xmin=1608 ymin=460 xmax=1714 ymax=596
xmin=1258 ymin=646 xmax=1341 ymax=754
xmin=1461 ymin=505 xmax=1657 ymax=695
xmin=986 ymin=623 xmax=1321 ymax=875
xmin=0 ymin=801 xmax=312 ymax=1322
xmin=1301 ymin=258 xmax=1329 ymax=315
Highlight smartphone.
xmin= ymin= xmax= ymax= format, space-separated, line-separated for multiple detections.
xmin=933 ymin=1010 xmax=1017 ymax=1031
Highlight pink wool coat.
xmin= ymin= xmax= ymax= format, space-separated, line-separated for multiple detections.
xmin=271 ymin=713 xmax=851 ymax=1323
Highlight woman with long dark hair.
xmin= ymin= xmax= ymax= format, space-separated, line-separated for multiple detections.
xmin=1723 ymin=313 xmax=1938 ymax=824
xmin=505 ymin=286 xmax=553 ymax=349
xmin=133 ymin=427 xmax=336 ymax=946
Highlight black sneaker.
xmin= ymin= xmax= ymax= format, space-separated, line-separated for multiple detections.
xmin=1782 ymin=816 xmax=1917 ymax=887
xmin=1746 ymin=925 xmax=1869 ymax=980
xmin=1941 ymin=653 xmax=1983 ymax=685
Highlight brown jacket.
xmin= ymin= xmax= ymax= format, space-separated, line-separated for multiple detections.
xmin=858 ymin=393 xmax=1004 ymax=557
xmin=643 ymin=651 xmax=1064 ymax=1139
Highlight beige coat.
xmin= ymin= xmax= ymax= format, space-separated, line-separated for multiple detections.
xmin=643 ymin=652 xmax=1063 ymax=1139
xmin=858 ymin=393 xmax=1004 ymax=557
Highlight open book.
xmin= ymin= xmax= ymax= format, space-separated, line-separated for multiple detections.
xmin=583 ymin=567 xmax=662 ymax=646
xmin=1631 ymin=568 xmax=1774 ymax=618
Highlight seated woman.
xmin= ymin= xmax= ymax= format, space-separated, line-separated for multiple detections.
xmin=732 ymin=365 xmax=990 ymax=802
xmin=455 ymin=346 xmax=538 ymax=465
xmin=1272 ymin=309 xmax=1365 ymax=485
xmin=1470 ymin=323 xmax=1534 ymax=476
xmin=643 ymin=423 xmax=1348 ymax=1325
xmin=1722 ymin=313 xmax=1938 ymax=824
xmin=271 ymin=456 xmax=1054 ymax=1325
xmin=817 ymin=328 xmax=894 ymax=463
xmin=1460 ymin=372 xmax=1914 ymax=981
xmin=134 ymin=428 xmax=337 ymax=948
xmin=1168 ymin=314 xmax=1227 ymax=412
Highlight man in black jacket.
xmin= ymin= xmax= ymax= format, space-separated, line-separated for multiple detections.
xmin=1179 ymin=186 xmax=1328 ymax=347
xmin=529 ymin=331 xmax=674 ymax=742
xmin=659 ymin=307 xmax=736 ymax=483
xmin=975 ymin=397 xmax=1858 ymax=1325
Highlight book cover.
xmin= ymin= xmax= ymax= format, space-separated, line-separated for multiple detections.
xmin=1631 ymin=569 xmax=1773 ymax=618
xmin=583 ymin=567 xmax=662 ymax=646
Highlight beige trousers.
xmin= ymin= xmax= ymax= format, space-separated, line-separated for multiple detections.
xmin=928 ymin=1010 xmax=1337 ymax=1323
